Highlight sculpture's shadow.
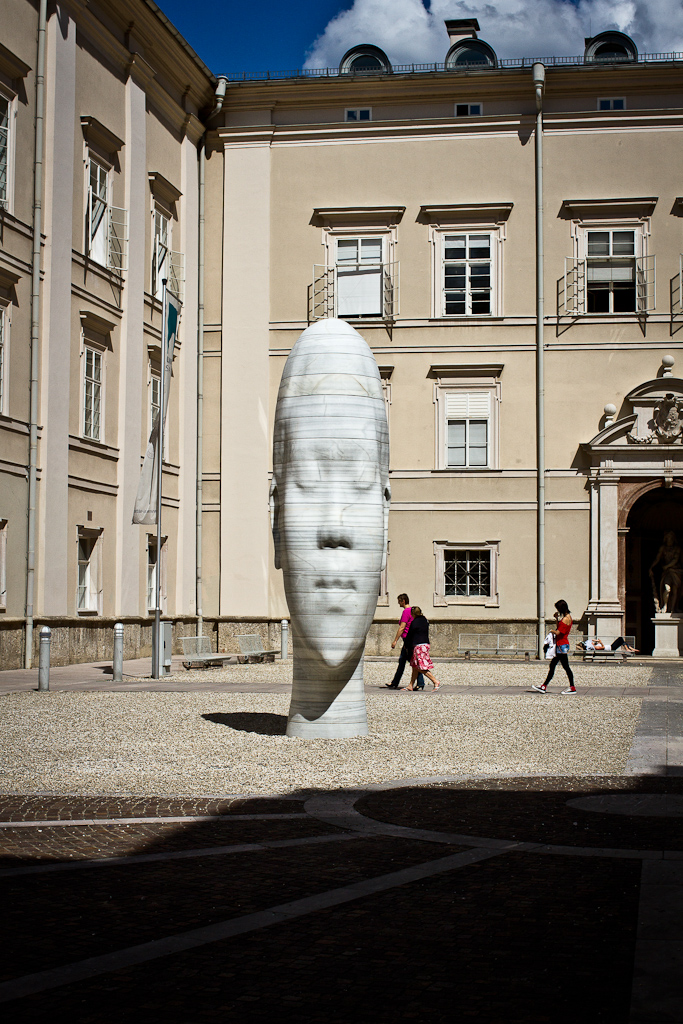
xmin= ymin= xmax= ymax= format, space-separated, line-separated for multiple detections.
xmin=201 ymin=712 xmax=288 ymax=736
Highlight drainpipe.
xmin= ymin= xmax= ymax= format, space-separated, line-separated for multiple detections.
xmin=196 ymin=76 xmax=228 ymax=638
xmin=25 ymin=0 xmax=48 ymax=669
xmin=533 ymin=62 xmax=545 ymax=657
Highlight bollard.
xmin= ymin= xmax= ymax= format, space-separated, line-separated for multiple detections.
xmin=38 ymin=625 xmax=51 ymax=692
xmin=113 ymin=622 xmax=124 ymax=682
xmin=281 ymin=619 xmax=289 ymax=660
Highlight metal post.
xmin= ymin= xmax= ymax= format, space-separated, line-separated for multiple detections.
xmin=38 ymin=625 xmax=50 ymax=691
xmin=113 ymin=622 xmax=124 ymax=682
xmin=281 ymin=619 xmax=288 ymax=660
xmin=152 ymin=280 xmax=168 ymax=679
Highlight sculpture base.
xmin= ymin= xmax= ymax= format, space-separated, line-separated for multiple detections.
xmin=651 ymin=613 xmax=682 ymax=658
xmin=286 ymin=648 xmax=369 ymax=739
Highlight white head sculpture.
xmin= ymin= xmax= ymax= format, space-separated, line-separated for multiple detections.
xmin=271 ymin=318 xmax=390 ymax=738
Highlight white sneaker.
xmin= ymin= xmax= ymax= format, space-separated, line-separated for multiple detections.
xmin=531 ymin=684 xmax=548 ymax=693
xmin=561 ymin=687 xmax=577 ymax=695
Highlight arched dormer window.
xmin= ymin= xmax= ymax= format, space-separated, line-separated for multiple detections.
xmin=339 ymin=45 xmax=391 ymax=74
xmin=584 ymin=31 xmax=638 ymax=63
xmin=445 ymin=39 xmax=497 ymax=69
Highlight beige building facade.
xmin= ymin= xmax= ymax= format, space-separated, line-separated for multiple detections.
xmin=2 ymin=7 xmax=683 ymax=666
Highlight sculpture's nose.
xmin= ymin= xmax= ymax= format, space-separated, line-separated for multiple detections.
xmin=317 ymin=504 xmax=352 ymax=549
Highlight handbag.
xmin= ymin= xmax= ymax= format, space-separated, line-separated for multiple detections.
xmin=543 ymin=631 xmax=556 ymax=660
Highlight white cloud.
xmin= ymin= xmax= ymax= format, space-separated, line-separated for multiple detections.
xmin=304 ymin=0 xmax=683 ymax=69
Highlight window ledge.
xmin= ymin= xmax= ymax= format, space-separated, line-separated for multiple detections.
xmin=69 ymin=435 xmax=119 ymax=460
xmin=432 ymin=467 xmax=499 ymax=474
xmin=77 ymin=609 xmax=99 ymax=616
xmin=434 ymin=593 xmax=500 ymax=608
xmin=429 ymin=316 xmax=503 ymax=322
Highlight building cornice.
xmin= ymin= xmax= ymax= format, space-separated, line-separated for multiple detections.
xmin=0 ymin=40 xmax=31 ymax=81
xmin=311 ymin=206 xmax=405 ymax=227
xmin=420 ymin=203 xmax=513 ymax=224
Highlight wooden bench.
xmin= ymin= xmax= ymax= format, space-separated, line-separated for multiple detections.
xmin=577 ymin=636 xmax=637 ymax=662
xmin=458 ymin=634 xmax=538 ymax=659
xmin=181 ymin=636 xmax=233 ymax=669
xmin=236 ymin=634 xmax=279 ymax=663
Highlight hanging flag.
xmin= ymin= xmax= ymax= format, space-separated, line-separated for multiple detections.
xmin=132 ymin=290 xmax=181 ymax=524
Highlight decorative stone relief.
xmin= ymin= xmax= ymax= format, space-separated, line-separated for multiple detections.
xmin=270 ymin=318 xmax=390 ymax=738
xmin=628 ymin=393 xmax=683 ymax=444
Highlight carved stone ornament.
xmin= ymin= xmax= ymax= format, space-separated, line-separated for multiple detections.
xmin=628 ymin=393 xmax=683 ymax=444
xmin=270 ymin=318 xmax=390 ymax=738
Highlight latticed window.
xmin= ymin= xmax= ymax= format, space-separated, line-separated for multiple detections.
xmin=445 ymin=392 xmax=491 ymax=467
xmin=83 ymin=347 xmax=102 ymax=440
xmin=444 ymin=549 xmax=491 ymax=597
xmin=0 ymin=95 xmax=9 ymax=209
xmin=336 ymin=236 xmax=383 ymax=316
xmin=442 ymin=233 xmax=492 ymax=315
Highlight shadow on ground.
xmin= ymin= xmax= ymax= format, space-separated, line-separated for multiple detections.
xmin=201 ymin=711 xmax=288 ymax=735
xmin=2 ymin=773 xmax=682 ymax=1022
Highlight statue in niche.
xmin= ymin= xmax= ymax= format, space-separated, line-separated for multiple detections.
xmin=270 ymin=318 xmax=390 ymax=738
xmin=649 ymin=531 xmax=683 ymax=613
xmin=629 ymin=393 xmax=683 ymax=444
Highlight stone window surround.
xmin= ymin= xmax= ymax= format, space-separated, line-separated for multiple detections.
xmin=79 ymin=311 xmax=114 ymax=445
xmin=433 ymin=538 xmax=500 ymax=608
xmin=430 ymin=364 xmax=503 ymax=472
xmin=420 ymin=203 xmax=513 ymax=319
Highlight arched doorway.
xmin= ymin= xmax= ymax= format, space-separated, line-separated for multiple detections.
xmin=624 ymin=487 xmax=683 ymax=653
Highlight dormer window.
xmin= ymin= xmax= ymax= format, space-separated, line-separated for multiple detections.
xmin=446 ymin=39 xmax=497 ymax=69
xmin=585 ymin=31 xmax=637 ymax=63
xmin=339 ymin=45 xmax=391 ymax=74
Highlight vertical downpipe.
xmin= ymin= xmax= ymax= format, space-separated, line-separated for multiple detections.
xmin=196 ymin=138 xmax=205 ymax=638
xmin=533 ymin=63 xmax=546 ymax=657
xmin=25 ymin=0 xmax=48 ymax=668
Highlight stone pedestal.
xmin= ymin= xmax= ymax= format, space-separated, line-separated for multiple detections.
xmin=651 ymin=613 xmax=682 ymax=659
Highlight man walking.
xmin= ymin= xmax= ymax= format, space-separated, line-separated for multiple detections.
xmin=385 ymin=593 xmax=425 ymax=689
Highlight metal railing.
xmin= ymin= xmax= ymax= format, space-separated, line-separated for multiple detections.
xmin=222 ymin=51 xmax=683 ymax=83
xmin=309 ymin=261 xmax=399 ymax=323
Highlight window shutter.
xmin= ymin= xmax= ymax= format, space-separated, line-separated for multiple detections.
xmin=446 ymin=392 xmax=490 ymax=419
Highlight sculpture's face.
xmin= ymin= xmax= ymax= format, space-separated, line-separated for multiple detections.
xmin=272 ymin=395 xmax=389 ymax=671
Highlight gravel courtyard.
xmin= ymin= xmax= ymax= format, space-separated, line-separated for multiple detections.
xmin=0 ymin=688 xmax=641 ymax=796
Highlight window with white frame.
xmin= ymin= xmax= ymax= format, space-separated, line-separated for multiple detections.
xmin=433 ymin=539 xmax=499 ymax=607
xmin=152 ymin=206 xmax=183 ymax=301
xmin=77 ymin=529 xmax=102 ymax=613
xmin=149 ymin=365 xmax=168 ymax=460
xmin=0 ymin=519 xmax=7 ymax=610
xmin=455 ymin=103 xmax=482 ymax=116
xmin=345 ymin=107 xmax=371 ymax=121
xmin=335 ymin=235 xmax=384 ymax=317
xmin=82 ymin=345 xmax=103 ymax=440
xmin=561 ymin=207 xmax=655 ymax=316
xmin=433 ymin=374 xmax=501 ymax=470
xmin=0 ymin=93 xmax=10 ymax=210
xmin=598 ymin=97 xmax=625 ymax=110
xmin=86 ymin=155 xmax=109 ymax=265
xmin=440 ymin=232 xmax=493 ymax=316
xmin=147 ymin=536 xmax=166 ymax=612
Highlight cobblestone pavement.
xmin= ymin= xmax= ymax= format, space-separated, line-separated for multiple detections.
xmin=1 ymin=662 xmax=681 ymax=1022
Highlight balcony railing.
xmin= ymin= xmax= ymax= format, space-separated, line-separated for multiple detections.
xmin=309 ymin=261 xmax=399 ymax=323
xmin=560 ymin=255 xmax=655 ymax=315
xmin=223 ymin=51 xmax=683 ymax=83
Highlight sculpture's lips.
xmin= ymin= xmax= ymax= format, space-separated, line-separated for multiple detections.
xmin=314 ymin=578 xmax=356 ymax=590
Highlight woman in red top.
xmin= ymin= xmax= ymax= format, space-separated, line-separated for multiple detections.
xmin=533 ymin=599 xmax=576 ymax=694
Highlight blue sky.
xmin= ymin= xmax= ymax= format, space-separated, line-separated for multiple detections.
xmin=156 ymin=0 xmax=682 ymax=77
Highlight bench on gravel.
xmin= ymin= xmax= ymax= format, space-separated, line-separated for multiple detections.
xmin=578 ymin=636 xmax=637 ymax=662
xmin=181 ymin=636 xmax=233 ymax=670
xmin=458 ymin=634 xmax=538 ymax=659
xmin=236 ymin=634 xmax=279 ymax=664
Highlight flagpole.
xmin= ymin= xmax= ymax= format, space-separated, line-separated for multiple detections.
xmin=153 ymin=279 xmax=168 ymax=680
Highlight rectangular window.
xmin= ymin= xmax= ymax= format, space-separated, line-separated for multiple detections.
xmin=444 ymin=549 xmax=491 ymax=597
xmin=455 ymin=103 xmax=482 ymax=116
xmin=150 ymin=369 xmax=168 ymax=460
xmin=442 ymin=233 xmax=492 ymax=316
xmin=152 ymin=208 xmax=170 ymax=299
xmin=77 ymin=531 xmax=101 ymax=613
xmin=83 ymin=347 xmax=102 ymax=440
xmin=445 ymin=392 xmax=490 ymax=467
xmin=586 ymin=229 xmax=636 ymax=313
xmin=345 ymin=108 xmax=372 ymax=121
xmin=433 ymin=538 xmax=499 ymax=607
xmin=0 ymin=95 xmax=9 ymax=210
xmin=336 ymin=236 xmax=384 ymax=317
xmin=598 ymin=98 xmax=625 ymax=110
xmin=147 ymin=536 xmax=166 ymax=611
xmin=87 ymin=156 xmax=109 ymax=265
